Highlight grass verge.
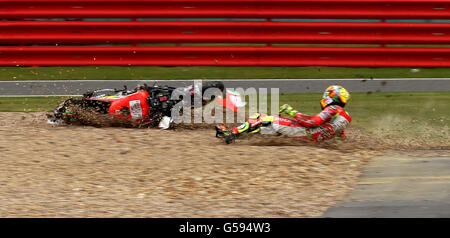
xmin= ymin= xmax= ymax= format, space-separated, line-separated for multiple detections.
xmin=0 ymin=96 xmax=71 ymax=113
xmin=2 ymin=66 xmax=450 ymax=80
xmin=0 ymin=92 xmax=448 ymax=130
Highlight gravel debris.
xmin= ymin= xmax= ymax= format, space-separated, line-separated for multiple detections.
xmin=0 ymin=112 xmax=405 ymax=217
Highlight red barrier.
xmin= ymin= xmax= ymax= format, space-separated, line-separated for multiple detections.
xmin=4 ymin=21 xmax=450 ymax=44
xmin=2 ymin=0 xmax=450 ymax=19
xmin=3 ymin=0 xmax=450 ymax=67
xmin=2 ymin=46 xmax=450 ymax=67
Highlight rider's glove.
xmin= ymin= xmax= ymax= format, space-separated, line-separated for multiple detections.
xmin=279 ymin=104 xmax=298 ymax=117
xmin=279 ymin=104 xmax=293 ymax=113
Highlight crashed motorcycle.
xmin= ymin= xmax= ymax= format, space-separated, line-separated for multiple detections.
xmin=47 ymin=81 xmax=225 ymax=128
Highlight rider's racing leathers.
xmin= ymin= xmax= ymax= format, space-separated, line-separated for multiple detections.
xmin=229 ymin=104 xmax=352 ymax=142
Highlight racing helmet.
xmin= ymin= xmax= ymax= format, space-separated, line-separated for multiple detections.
xmin=320 ymin=85 xmax=350 ymax=109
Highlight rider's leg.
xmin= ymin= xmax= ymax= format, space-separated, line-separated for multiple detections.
xmin=271 ymin=120 xmax=339 ymax=142
xmin=271 ymin=116 xmax=308 ymax=137
xmin=231 ymin=113 xmax=263 ymax=135
xmin=216 ymin=113 xmax=264 ymax=143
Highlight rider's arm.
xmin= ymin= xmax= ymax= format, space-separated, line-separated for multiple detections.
xmin=294 ymin=105 xmax=339 ymax=127
xmin=339 ymin=130 xmax=347 ymax=139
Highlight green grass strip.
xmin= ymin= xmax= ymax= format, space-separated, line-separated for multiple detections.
xmin=1 ymin=92 xmax=448 ymax=131
xmin=2 ymin=66 xmax=450 ymax=81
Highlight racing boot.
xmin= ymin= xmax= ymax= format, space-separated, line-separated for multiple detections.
xmin=215 ymin=124 xmax=235 ymax=144
xmin=215 ymin=124 xmax=228 ymax=138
